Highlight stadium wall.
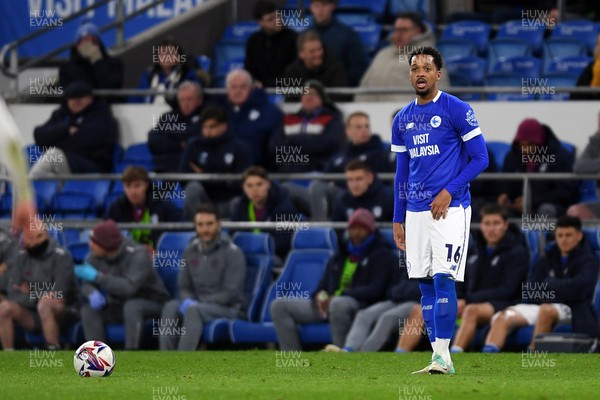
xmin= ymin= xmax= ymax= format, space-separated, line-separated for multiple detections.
xmin=9 ymin=101 xmax=598 ymax=152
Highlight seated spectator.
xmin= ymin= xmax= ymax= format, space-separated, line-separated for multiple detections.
xmin=132 ymin=37 xmax=200 ymax=108
xmin=450 ymin=204 xmax=529 ymax=353
xmin=310 ymin=111 xmax=394 ymax=220
xmin=497 ymin=118 xmax=578 ymax=217
xmin=357 ymin=12 xmax=447 ymax=102
xmin=482 ymin=216 xmax=599 ymax=352
xmin=571 ymin=33 xmax=600 ymax=100
xmin=148 ymin=81 xmax=204 ymax=172
xmin=270 ymin=80 xmax=344 ymax=173
xmin=77 ymin=220 xmax=170 ymax=350
xmin=283 ymin=31 xmax=349 ymax=101
xmin=219 ymin=69 xmax=283 ymax=166
xmin=568 ymin=110 xmax=600 ymax=219
xmin=331 ymin=160 xmax=394 ymax=223
xmin=230 ymin=166 xmax=302 ymax=260
xmin=105 ymin=166 xmax=182 ymax=249
xmin=181 ymin=106 xmax=253 ymax=219
xmin=59 ymin=20 xmax=124 ymax=101
xmin=324 ymin=249 xmax=420 ymax=352
xmin=271 ymin=209 xmax=392 ymax=351
xmin=0 ymin=229 xmax=76 ymax=350
xmin=30 ymin=81 xmax=118 ymax=178
xmin=0 ymin=228 xmax=18 ymax=301
xmin=159 ymin=204 xmax=245 ymax=351
xmin=245 ymin=1 xmax=298 ymax=87
xmin=309 ymin=0 xmax=368 ymax=86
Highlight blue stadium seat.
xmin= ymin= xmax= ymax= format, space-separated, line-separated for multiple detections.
xmin=229 ymin=228 xmax=337 ymax=344
xmin=221 ymin=21 xmax=260 ymax=43
xmin=335 ymin=11 xmax=375 ymax=25
xmin=440 ymin=20 xmax=491 ymax=56
xmin=50 ymin=192 xmax=96 ymax=219
xmin=582 ymin=227 xmax=600 ymax=254
xmin=546 ymin=56 xmax=592 ymax=75
xmin=352 ymin=22 xmax=382 ymax=54
xmin=68 ymin=241 xmax=90 ymax=264
xmin=61 ymin=180 xmax=111 ymax=215
xmin=446 ymin=56 xmax=487 ymax=100
xmin=485 ymin=72 xmax=533 ymax=101
xmin=579 ymin=180 xmax=598 ymax=202
xmin=24 ymin=144 xmax=44 ymax=169
xmin=538 ymin=73 xmax=580 ymax=101
xmin=32 ymin=180 xmax=59 ymax=213
xmin=542 ymin=38 xmax=588 ymax=74
xmin=196 ymin=55 xmax=212 ymax=72
xmin=487 ymin=38 xmax=533 ymax=74
xmin=486 ymin=141 xmax=511 ymax=170
xmin=437 ymin=39 xmax=477 ymax=61
xmin=552 ymin=20 xmax=600 ymax=55
xmin=156 ymin=231 xmax=196 ymax=254
xmin=388 ymin=0 xmax=428 ymax=21
xmin=495 ymin=20 xmax=545 ymax=54
xmin=379 ymin=228 xmax=396 ymax=250
xmin=522 ymin=229 xmax=542 ymax=275
xmin=155 ymin=231 xmax=197 ymax=296
xmin=116 ymin=143 xmax=154 ymax=172
xmin=212 ymin=41 xmax=246 ymax=87
xmin=339 ymin=0 xmax=387 ymax=19
xmin=492 ymin=56 xmax=541 ymax=78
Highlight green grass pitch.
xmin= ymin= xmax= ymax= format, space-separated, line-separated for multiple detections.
xmin=1 ymin=350 xmax=599 ymax=399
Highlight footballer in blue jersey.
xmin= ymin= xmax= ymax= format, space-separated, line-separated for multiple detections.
xmin=391 ymin=47 xmax=489 ymax=375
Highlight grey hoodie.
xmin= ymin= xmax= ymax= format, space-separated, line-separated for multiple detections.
xmin=179 ymin=236 xmax=246 ymax=311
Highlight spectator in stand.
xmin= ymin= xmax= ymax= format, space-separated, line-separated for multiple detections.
xmin=230 ymin=166 xmax=303 ymax=260
xmin=30 ymin=81 xmax=118 ymax=178
xmin=59 ymin=20 xmax=123 ymax=101
xmin=77 ymin=220 xmax=170 ymax=350
xmin=310 ymin=111 xmax=395 ymax=220
xmin=181 ymin=106 xmax=253 ymax=219
xmin=357 ymin=12 xmax=447 ymax=102
xmin=148 ymin=81 xmax=204 ymax=172
xmin=450 ymin=204 xmax=529 ymax=353
xmin=159 ymin=204 xmax=245 ymax=351
xmin=482 ymin=216 xmax=599 ymax=352
xmin=497 ymin=118 xmax=578 ymax=217
xmin=271 ymin=209 xmax=392 ymax=351
xmin=571 ymin=33 xmax=600 ymax=100
xmin=309 ymin=0 xmax=369 ymax=86
xmin=283 ymin=31 xmax=349 ymax=101
xmin=245 ymin=1 xmax=298 ymax=88
xmin=132 ymin=37 xmax=201 ymax=108
xmin=331 ymin=160 xmax=394 ymax=224
xmin=324 ymin=250 xmax=421 ymax=352
xmin=0 ymin=229 xmax=76 ymax=350
xmin=220 ymin=69 xmax=283 ymax=167
xmin=105 ymin=166 xmax=182 ymax=249
xmin=568 ymin=110 xmax=600 ymax=219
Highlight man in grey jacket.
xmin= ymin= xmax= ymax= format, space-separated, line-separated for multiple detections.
xmin=159 ymin=204 xmax=246 ymax=351
xmin=357 ymin=13 xmax=448 ymax=102
xmin=76 ymin=219 xmax=170 ymax=350
xmin=0 ymin=229 xmax=76 ymax=350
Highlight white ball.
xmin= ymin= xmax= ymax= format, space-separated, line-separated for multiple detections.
xmin=73 ymin=340 xmax=116 ymax=377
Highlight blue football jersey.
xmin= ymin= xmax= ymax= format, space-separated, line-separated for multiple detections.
xmin=391 ymin=90 xmax=483 ymax=212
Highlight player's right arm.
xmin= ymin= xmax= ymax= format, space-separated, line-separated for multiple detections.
xmin=0 ymin=98 xmax=37 ymax=239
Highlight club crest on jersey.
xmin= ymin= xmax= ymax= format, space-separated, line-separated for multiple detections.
xmin=430 ymin=115 xmax=442 ymax=128
xmin=465 ymin=110 xmax=478 ymax=127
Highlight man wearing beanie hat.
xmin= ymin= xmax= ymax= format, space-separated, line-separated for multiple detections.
xmin=271 ymin=208 xmax=394 ymax=351
xmin=498 ymin=118 xmax=578 ymax=217
xmin=244 ymin=1 xmax=298 ymax=88
xmin=76 ymin=219 xmax=170 ymax=350
xmin=59 ymin=18 xmax=124 ymax=99
xmin=30 ymin=79 xmax=118 ymax=177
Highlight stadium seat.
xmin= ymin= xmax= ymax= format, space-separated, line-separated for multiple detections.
xmin=522 ymin=229 xmax=542 ymax=275
xmin=495 ymin=20 xmax=545 ymax=54
xmin=116 ymin=143 xmax=154 ymax=172
xmin=486 ymin=141 xmax=511 ymax=170
xmin=437 ymin=39 xmax=477 ymax=61
xmin=352 ymin=22 xmax=382 ymax=55
xmin=487 ymin=39 xmax=533 ymax=74
xmin=546 ymin=56 xmax=592 ymax=76
xmin=68 ymin=241 xmax=90 ymax=264
xmin=440 ymin=20 xmax=491 ymax=56
xmin=196 ymin=55 xmax=212 ymax=72
xmin=538 ymin=73 xmax=580 ymax=101
xmin=212 ymin=41 xmax=246 ymax=87
xmin=379 ymin=228 xmax=396 ymax=250
xmin=24 ymin=144 xmax=44 ymax=169
xmin=221 ymin=21 xmax=260 ymax=43
xmin=229 ymin=228 xmax=337 ymax=344
xmin=542 ymin=38 xmax=588 ymax=74
xmin=60 ymin=180 xmax=112 ymax=215
xmin=156 ymin=231 xmax=196 ymax=254
xmin=485 ymin=72 xmax=533 ymax=101
xmin=50 ymin=192 xmax=96 ymax=219
xmin=339 ymin=0 xmax=387 ymax=19
xmin=335 ymin=11 xmax=375 ymax=25
xmin=579 ymin=180 xmax=598 ymax=202
xmin=492 ymin=56 xmax=541 ymax=78
xmin=446 ymin=56 xmax=487 ymax=100
xmin=552 ymin=20 xmax=600 ymax=55
xmin=388 ymin=0 xmax=429 ymax=21
xmin=32 ymin=180 xmax=59 ymax=213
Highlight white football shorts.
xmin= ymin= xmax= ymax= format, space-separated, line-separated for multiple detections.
xmin=404 ymin=205 xmax=471 ymax=282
